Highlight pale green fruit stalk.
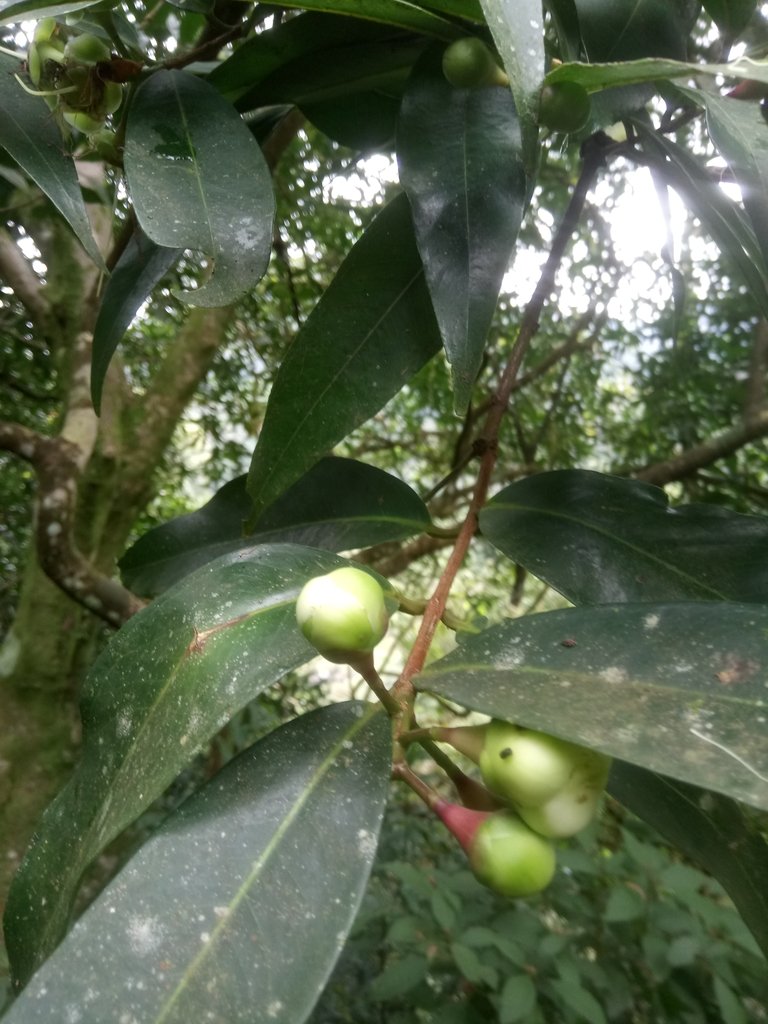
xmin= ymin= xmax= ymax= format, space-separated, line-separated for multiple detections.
xmin=295 ymin=566 xmax=391 ymax=666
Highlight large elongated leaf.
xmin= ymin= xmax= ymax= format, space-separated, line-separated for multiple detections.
xmin=574 ymin=0 xmax=697 ymax=61
xmin=545 ymin=55 xmax=768 ymax=93
xmin=478 ymin=0 xmax=544 ymax=175
xmin=91 ymin=226 xmax=180 ymax=412
xmin=397 ymin=48 xmax=527 ymax=413
xmin=123 ymin=70 xmax=275 ymax=307
xmin=3 ymin=702 xmax=391 ymax=1022
xmin=4 ymin=543 xmax=352 ymax=987
xmin=120 ymin=457 xmax=432 ymax=597
xmin=0 ymin=0 xmax=98 ymax=23
xmin=416 ymin=601 xmax=768 ymax=810
xmin=610 ymin=761 xmax=768 ymax=960
xmin=0 ymin=54 xmax=105 ymax=269
xmin=633 ymin=123 xmax=768 ymax=317
xmin=271 ymin=0 xmax=460 ymax=39
xmin=479 ymin=470 xmax=768 ymax=604
xmin=246 ymin=192 xmax=442 ymax=520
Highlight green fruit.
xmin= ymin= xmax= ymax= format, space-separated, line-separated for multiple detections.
xmin=296 ymin=566 xmax=390 ymax=664
xmin=479 ymin=721 xmax=591 ymax=808
xmin=518 ymin=752 xmax=612 ymax=838
xmin=90 ymin=128 xmax=121 ymax=163
xmin=63 ymin=109 xmax=106 ymax=134
xmin=538 ymin=81 xmax=591 ymax=132
xmin=441 ymin=37 xmax=509 ymax=90
xmin=64 ymin=32 xmax=111 ymax=66
xmin=101 ymin=80 xmax=123 ymax=115
xmin=33 ymin=18 xmax=58 ymax=43
xmin=469 ymin=811 xmax=556 ymax=898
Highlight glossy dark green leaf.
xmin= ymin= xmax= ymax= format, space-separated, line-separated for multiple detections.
xmin=4 ymin=543 xmax=348 ymax=986
xmin=0 ymin=53 xmax=105 ymax=269
xmin=416 ymin=601 xmax=768 ymax=809
xmin=246 ymin=193 xmax=442 ymax=520
xmin=693 ymin=91 xmax=768 ymax=270
xmin=3 ymin=702 xmax=391 ymax=1023
xmin=633 ymin=123 xmax=768 ymax=318
xmin=123 ymin=70 xmax=275 ymax=307
xmin=610 ymin=761 xmax=768 ymax=960
xmin=545 ymin=54 xmax=768 ymax=93
xmin=397 ymin=48 xmax=527 ymax=413
xmin=120 ymin=457 xmax=431 ymax=597
xmin=479 ymin=470 xmax=768 ymax=604
xmin=0 ymin=0 xmax=97 ymax=23
xmin=701 ymin=0 xmax=757 ymax=37
xmin=479 ymin=0 xmax=543 ymax=174
xmin=574 ymin=0 xmax=697 ymax=61
xmin=303 ymin=90 xmax=401 ymax=151
xmin=271 ymin=0 xmax=459 ymax=39
xmin=91 ymin=227 xmax=180 ymax=413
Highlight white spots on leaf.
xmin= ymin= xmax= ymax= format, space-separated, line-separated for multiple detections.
xmin=116 ymin=713 xmax=132 ymax=738
xmin=127 ymin=914 xmax=165 ymax=955
xmin=643 ymin=613 xmax=660 ymax=631
xmin=357 ymin=828 xmax=376 ymax=859
xmin=267 ymin=1001 xmax=284 ymax=1018
xmin=599 ymin=666 xmax=627 ymax=684
xmin=200 ymin=931 xmax=211 ymax=944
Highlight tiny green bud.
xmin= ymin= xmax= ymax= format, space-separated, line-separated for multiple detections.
xmin=479 ymin=721 xmax=588 ymax=808
xmin=296 ymin=566 xmax=390 ymax=664
xmin=441 ymin=37 xmax=509 ymax=90
xmin=64 ymin=32 xmax=111 ymax=67
xmin=538 ymin=81 xmax=591 ymax=133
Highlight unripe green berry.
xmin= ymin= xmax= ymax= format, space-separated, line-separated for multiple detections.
xmin=34 ymin=18 xmax=58 ymax=43
xmin=479 ymin=721 xmax=590 ymax=808
xmin=296 ymin=566 xmax=390 ymax=664
xmin=470 ymin=810 xmax=556 ymax=898
xmin=63 ymin=109 xmax=106 ymax=134
xmin=442 ymin=37 xmax=509 ymax=90
xmin=64 ymin=32 xmax=111 ymax=67
xmin=101 ymin=80 xmax=123 ymax=115
xmin=538 ymin=81 xmax=591 ymax=133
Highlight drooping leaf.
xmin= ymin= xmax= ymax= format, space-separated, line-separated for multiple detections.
xmin=610 ymin=761 xmax=768 ymax=960
xmin=478 ymin=0 xmax=544 ymax=175
xmin=268 ymin=0 xmax=460 ymax=39
xmin=573 ymin=0 xmax=698 ymax=61
xmin=397 ymin=47 xmax=527 ymax=413
xmin=631 ymin=124 xmax=768 ymax=318
xmin=4 ymin=543 xmax=354 ymax=986
xmin=416 ymin=601 xmax=768 ymax=810
xmin=123 ymin=69 xmax=275 ymax=307
xmin=0 ymin=0 xmax=98 ymax=23
xmin=91 ymin=226 xmax=180 ymax=413
xmin=687 ymin=90 xmax=768 ymax=271
xmin=246 ymin=192 xmax=442 ymax=521
xmin=119 ymin=457 xmax=432 ymax=597
xmin=0 ymin=53 xmax=105 ymax=269
xmin=479 ymin=470 xmax=768 ymax=604
xmin=3 ymin=702 xmax=391 ymax=1022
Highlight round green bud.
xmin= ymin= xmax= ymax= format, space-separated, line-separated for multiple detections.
xmin=90 ymin=127 xmax=121 ymax=163
xmin=469 ymin=811 xmax=556 ymax=898
xmin=296 ymin=566 xmax=390 ymax=664
xmin=63 ymin=108 xmax=106 ymax=134
xmin=33 ymin=18 xmax=58 ymax=43
xmin=442 ymin=37 xmax=509 ymax=90
xmin=64 ymin=32 xmax=111 ymax=67
xmin=518 ymin=750 xmax=611 ymax=838
xmin=479 ymin=721 xmax=592 ymax=808
xmin=101 ymin=80 xmax=123 ymax=115
xmin=538 ymin=81 xmax=591 ymax=133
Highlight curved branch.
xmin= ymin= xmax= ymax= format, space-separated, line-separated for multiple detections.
xmin=0 ymin=421 xmax=145 ymax=626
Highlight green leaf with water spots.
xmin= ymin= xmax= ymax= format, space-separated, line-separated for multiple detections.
xmin=123 ymin=69 xmax=274 ymax=307
xmin=416 ymin=601 xmax=768 ymax=810
xmin=2 ymin=702 xmax=391 ymax=1022
xmin=4 ymin=544 xmax=355 ymax=987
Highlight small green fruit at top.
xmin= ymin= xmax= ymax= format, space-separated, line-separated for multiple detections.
xmin=296 ymin=566 xmax=390 ymax=664
xmin=479 ymin=721 xmax=591 ymax=808
xmin=442 ymin=37 xmax=509 ymax=90
xmin=538 ymin=80 xmax=591 ymax=132
xmin=64 ymin=32 xmax=111 ymax=66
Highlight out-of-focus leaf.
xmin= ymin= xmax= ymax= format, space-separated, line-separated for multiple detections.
xmin=610 ymin=760 xmax=768 ymax=960
xmin=397 ymin=48 xmax=527 ymax=413
xmin=270 ymin=0 xmax=459 ymax=39
xmin=548 ymin=978 xmax=607 ymax=1024
xmin=0 ymin=53 xmax=105 ymax=268
xmin=91 ymin=226 xmax=180 ymax=412
xmin=686 ymin=90 xmax=768 ymax=270
xmin=3 ymin=703 xmax=391 ymax=1023
xmin=701 ymin=0 xmax=757 ymax=38
xmin=633 ymin=123 xmax=768 ymax=317
xmin=123 ymin=69 xmax=275 ymax=307
xmin=4 ymin=543 xmax=350 ymax=986
xmin=416 ymin=601 xmax=768 ymax=810
xmin=479 ymin=470 xmax=768 ymax=604
xmin=246 ymin=192 xmax=442 ymax=521
xmin=303 ymin=90 xmax=401 ymax=150
xmin=120 ymin=457 xmax=431 ymax=596
xmin=479 ymin=0 xmax=544 ymax=174
xmin=0 ymin=0 xmax=97 ymax=23
xmin=574 ymin=0 xmax=698 ymax=61
xmin=544 ymin=54 xmax=768 ymax=93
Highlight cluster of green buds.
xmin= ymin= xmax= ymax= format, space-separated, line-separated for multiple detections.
xmin=435 ymin=720 xmax=612 ymax=898
xmin=26 ymin=19 xmax=124 ymax=139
